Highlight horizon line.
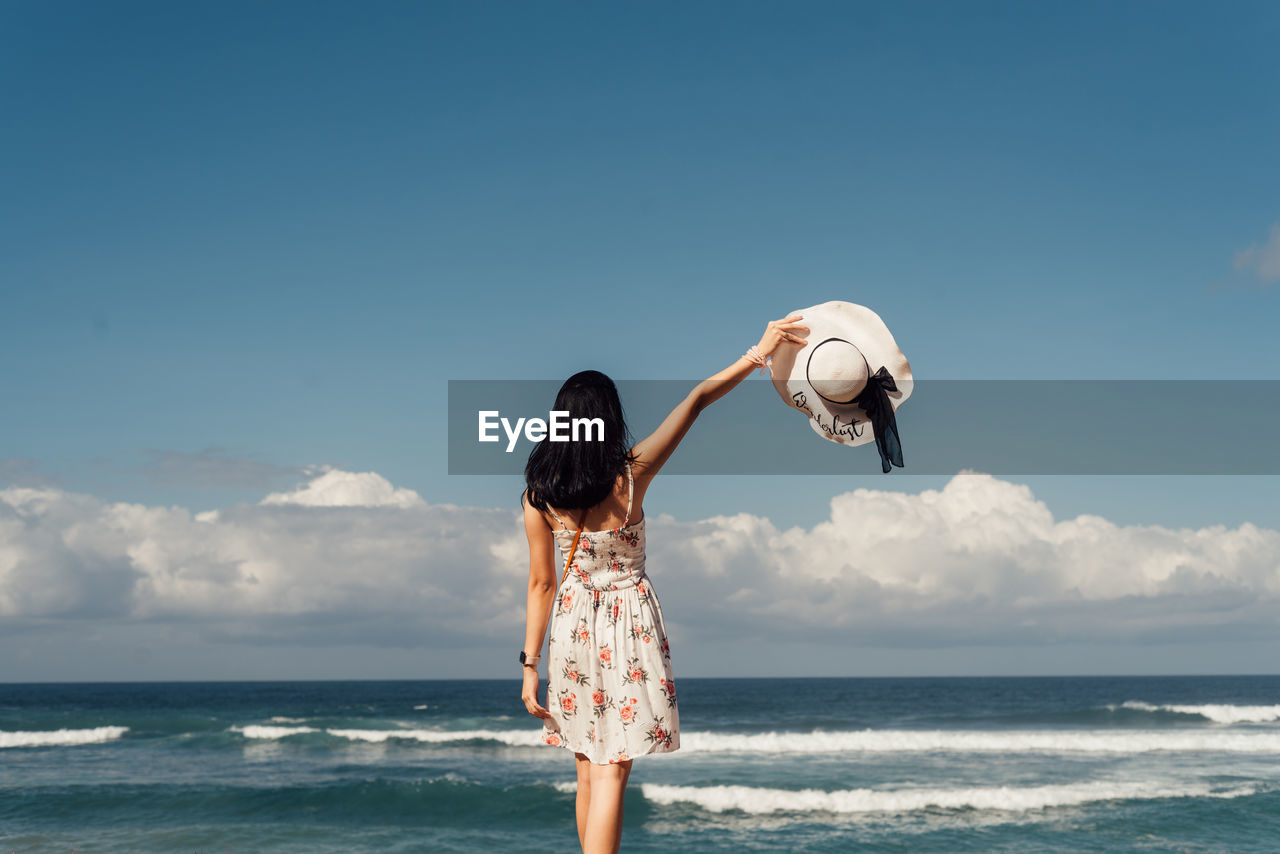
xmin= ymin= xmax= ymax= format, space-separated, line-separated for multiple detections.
xmin=4 ymin=672 xmax=1280 ymax=686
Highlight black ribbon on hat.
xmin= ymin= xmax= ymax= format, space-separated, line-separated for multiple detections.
xmin=852 ymin=365 xmax=904 ymax=473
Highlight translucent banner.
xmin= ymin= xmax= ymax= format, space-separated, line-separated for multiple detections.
xmin=447 ymin=379 xmax=1280 ymax=475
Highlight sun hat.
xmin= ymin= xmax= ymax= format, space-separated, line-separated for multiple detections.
xmin=768 ymin=301 xmax=913 ymax=472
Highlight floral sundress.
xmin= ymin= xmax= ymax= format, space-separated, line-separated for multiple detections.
xmin=540 ymin=461 xmax=680 ymax=764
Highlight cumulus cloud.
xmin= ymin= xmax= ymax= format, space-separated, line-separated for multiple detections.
xmin=1233 ymin=222 xmax=1280 ymax=285
xmin=0 ymin=474 xmax=514 ymax=646
xmin=259 ymin=465 xmax=426 ymax=509
xmin=649 ymin=475 xmax=1280 ymax=646
xmin=1 ymin=469 xmax=1277 ymax=649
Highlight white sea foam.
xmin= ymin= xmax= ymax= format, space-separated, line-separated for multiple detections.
xmin=1115 ymin=701 xmax=1280 ymax=724
xmin=269 ymin=716 xmax=308 ymax=723
xmin=638 ymin=780 xmax=1260 ymax=815
xmin=326 ymin=727 xmax=543 ymax=746
xmin=413 ymin=704 xmax=431 ymax=710
xmin=226 ymin=724 xmax=1280 ymax=754
xmin=673 ymin=728 xmax=1280 ymax=755
xmin=0 ymin=726 xmax=129 ymax=748
xmin=228 ymin=724 xmax=542 ymax=745
xmin=232 ymin=725 xmax=320 ymax=739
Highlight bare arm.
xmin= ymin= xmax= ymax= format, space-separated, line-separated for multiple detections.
xmin=632 ymin=313 xmax=808 ymax=482
xmin=519 ymin=492 xmax=556 ymax=719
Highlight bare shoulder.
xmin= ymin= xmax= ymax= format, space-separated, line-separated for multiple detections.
xmin=521 ymin=491 xmax=555 ymax=538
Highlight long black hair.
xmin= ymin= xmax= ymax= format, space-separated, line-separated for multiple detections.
xmin=523 ymin=370 xmax=637 ymax=514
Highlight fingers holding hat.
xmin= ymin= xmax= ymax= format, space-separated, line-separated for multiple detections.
xmin=776 ymin=314 xmax=808 ymax=334
xmin=758 ymin=314 xmax=810 ymax=356
xmin=775 ymin=312 xmax=806 ymax=332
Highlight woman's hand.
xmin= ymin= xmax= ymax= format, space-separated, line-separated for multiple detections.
xmin=521 ymin=667 xmax=552 ymax=719
xmin=755 ymin=313 xmax=809 ymax=358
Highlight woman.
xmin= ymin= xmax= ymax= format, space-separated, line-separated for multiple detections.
xmin=519 ymin=313 xmax=808 ymax=854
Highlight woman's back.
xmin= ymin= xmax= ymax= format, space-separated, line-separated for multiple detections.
xmin=539 ymin=456 xmax=648 ymax=536
xmin=546 ymin=461 xmax=648 ymax=592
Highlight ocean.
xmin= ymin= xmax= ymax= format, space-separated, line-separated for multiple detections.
xmin=3 ymin=676 xmax=1279 ymax=853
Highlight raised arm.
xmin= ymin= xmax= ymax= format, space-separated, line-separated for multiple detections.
xmin=631 ymin=313 xmax=808 ymax=482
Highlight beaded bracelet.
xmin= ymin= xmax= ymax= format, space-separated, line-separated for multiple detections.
xmin=743 ymin=345 xmax=770 ymax=374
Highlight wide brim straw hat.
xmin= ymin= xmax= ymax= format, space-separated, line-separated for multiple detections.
xmin=768 ymin=301 xmax=913 ymax=472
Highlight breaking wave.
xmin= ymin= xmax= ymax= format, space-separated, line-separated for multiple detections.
xmin=228 ymin=725 xmax=1280 ymax=755
xmin=1111 ymin=701 xmax=1280 ymax=724
xmin=636 ymin=780 xmax=1260 ymax=814
xmin=0 ymin=726 xmax=129 ymax=748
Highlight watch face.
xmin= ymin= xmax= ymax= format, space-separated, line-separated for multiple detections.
xmin=518 ymin=651 xmax=527 ymax=664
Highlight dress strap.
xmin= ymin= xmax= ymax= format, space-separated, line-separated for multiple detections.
xmin=623 ymin=461 xmax=634 ymax=527
xmin=547 ymin=506 xmax=569 ymax=531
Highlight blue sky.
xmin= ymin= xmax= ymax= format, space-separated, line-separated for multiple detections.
xmin=2 ymin=0 xmax=1279 ymax=680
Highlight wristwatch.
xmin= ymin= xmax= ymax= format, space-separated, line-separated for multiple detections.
xmin=519 ymin=650 xmax=540 ymax=668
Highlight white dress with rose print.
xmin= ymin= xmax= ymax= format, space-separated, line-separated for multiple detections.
xmin=540 ymin=462 xmax=679 ymax=764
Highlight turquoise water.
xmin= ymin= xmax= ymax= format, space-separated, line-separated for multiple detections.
xmin=3 ymin=676 xmax=1280 ymax=852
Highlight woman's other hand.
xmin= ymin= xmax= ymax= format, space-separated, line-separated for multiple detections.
xmin=756 ymin=313 xmax=808 ymax=357
xmin=521 ymin=668 xmax=552 ymax=719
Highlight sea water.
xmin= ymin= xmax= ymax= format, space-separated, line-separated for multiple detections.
xmin=3 ymin=676 xmax=1279 ymax=852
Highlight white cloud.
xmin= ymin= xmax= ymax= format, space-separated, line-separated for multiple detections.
xmin=1 ymin=469 xmax=1277 ymax=649
xmin=0 ymin=476 xmax=518 ymax=648
xmin=259 ymin=465 xmax=427 ymax=508
xmin=1233 ymin=222 xmax=1280 ymax=284
xmin=647 ymin=474 xmax=1280 ymax=646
